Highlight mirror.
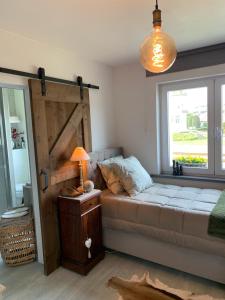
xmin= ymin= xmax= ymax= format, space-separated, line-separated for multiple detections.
xmin=0 ymin=87 xmax=32 ymax=211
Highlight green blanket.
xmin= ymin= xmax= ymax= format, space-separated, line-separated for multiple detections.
xmin=208 ymin=190 xmax=225 ymax=239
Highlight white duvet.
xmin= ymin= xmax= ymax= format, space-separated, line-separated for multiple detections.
xmin=100 ymin=183 xmax=225 ymax=257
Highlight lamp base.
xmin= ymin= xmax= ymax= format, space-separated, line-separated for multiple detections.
xmin=79 ymin=160 xmax=84 ymax=194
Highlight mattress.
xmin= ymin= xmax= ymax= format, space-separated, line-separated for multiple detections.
xmin=100 ymin=183 xmax=225 ymax=257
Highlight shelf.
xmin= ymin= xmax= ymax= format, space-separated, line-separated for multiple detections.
xmin=9 ymin=116 xmax=20 ymax=124
xmin=152 ymin=174 xmax=225 ymax=183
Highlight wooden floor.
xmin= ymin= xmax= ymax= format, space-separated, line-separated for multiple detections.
xmin=0 ymin=252 xmax=225 ymax=299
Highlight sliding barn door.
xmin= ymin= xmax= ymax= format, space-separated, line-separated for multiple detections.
xmin=29 ymin=80 xmax=92 ymax=275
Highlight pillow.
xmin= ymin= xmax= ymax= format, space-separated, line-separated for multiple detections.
xmin=111 ymin=156 xmax=153 ymax=196
xmin=98 ymin=156 xmax=125 ymax=194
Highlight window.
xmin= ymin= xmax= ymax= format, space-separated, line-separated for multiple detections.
xmin=221 ymin=85 xmax=225 ymax=169
xmin=160 ymin=78 xmax=225 ymax=177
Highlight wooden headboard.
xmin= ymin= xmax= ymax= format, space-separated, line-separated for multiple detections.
xmin=87 ymin=147 xmax=123 ymax=189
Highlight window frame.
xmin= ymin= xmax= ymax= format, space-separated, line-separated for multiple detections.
xmin=160 ymin=78 xmax=215 ymax=176
xmin=215 ymin=77 xmax=225 ymax=176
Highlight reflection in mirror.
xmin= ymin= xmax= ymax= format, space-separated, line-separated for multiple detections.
xmin=0 ymin=87 xmax=32 ymax=212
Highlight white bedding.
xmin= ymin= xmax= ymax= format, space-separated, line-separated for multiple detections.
xmin=100 ymin=183 xmax=225 ymax=257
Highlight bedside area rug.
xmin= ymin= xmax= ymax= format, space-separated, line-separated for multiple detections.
xmin=108 ymin=273 xmax=223 ymax=300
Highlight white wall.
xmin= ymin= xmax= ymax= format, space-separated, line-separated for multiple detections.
xmin=113 ymin=63 xmax=154 ymax=171
xmin=113 ymin=61 xmax=225 ymax=175
xmin=0 ymin=29 xmax=116 ymax=150
xmin=0 ymin=29 xmax=116 ymax=263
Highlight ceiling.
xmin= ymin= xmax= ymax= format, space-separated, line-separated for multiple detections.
xmin=0 ymin=0 xmax=225 ymax=66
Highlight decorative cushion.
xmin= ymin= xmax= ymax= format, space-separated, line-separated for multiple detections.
xmin=111 ymin=156 xmax=153 ymax=196
xmin=98 ymin=156 xmax=125 ymax=194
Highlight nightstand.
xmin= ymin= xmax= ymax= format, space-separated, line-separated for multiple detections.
xmin=58 ymin=189 xmax=105 ymax=275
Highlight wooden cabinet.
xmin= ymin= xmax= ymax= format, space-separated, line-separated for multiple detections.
xmin=58 ymin=190 xmax=104 ymax=275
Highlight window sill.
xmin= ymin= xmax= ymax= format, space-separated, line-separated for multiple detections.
xmin=152 ymin=174 xmax=225 ymax=184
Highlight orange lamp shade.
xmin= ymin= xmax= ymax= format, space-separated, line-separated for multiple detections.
xmin=70 ymin=147 xmax=90 ymax=162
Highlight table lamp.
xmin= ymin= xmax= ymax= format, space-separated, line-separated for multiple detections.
xmin=70 ymin=147 xmax=90 ymax=192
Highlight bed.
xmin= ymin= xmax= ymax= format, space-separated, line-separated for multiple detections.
xmin=88 ymin=148 xmax=225 ymax=284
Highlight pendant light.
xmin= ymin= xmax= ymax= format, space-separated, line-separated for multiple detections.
xmin=140 ymin=0 xmax=177 ymax=73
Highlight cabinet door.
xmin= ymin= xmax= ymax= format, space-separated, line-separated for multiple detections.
xmin=59 ymin=213 xmax=85 ymax=263
xmin=81 ymin=206 xmax=102 ymax=261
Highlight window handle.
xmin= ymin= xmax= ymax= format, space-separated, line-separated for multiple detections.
xmin=215 ymin=127 xmax=223 ymax=140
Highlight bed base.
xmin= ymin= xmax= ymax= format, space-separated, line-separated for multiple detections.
xmin=88 ymin=148 xmax=225 ymax=284
xmin=103 ymin=228 xmax=225 ymax=285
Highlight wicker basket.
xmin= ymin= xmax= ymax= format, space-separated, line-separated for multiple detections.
xmin=0 ymin=211 xmax=36 ymax=266
xmin=0 ymin=284 xmax=6 ymax=297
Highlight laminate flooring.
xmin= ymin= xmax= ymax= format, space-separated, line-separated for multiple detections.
xmin=0 ymin=252 xmax=224 ymax=299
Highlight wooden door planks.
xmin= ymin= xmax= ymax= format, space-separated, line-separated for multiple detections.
xmin=82 ymin=104 xmax=92 ymax=152
xmin=50 ymin=104 xmax=84 ymax=165
xmin=29 ymin=79 xmax=92 ymax=275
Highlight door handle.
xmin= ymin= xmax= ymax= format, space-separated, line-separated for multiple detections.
xmin=40 ymin=169 xmax=49 ymax=192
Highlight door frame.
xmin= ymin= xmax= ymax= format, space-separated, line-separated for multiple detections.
xmin=0 ymin=89 xmax=11 ymax=211
xmin=0 ymin=82 xmax=43 ymax=264
xmin=2 ymin=89 xmax=17 ymax=207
